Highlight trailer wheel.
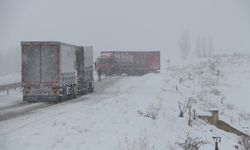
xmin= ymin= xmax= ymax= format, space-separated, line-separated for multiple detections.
xmin=72 ymin=86 xmax=76 ymax=98
xmin=82 ymin=84 xmax=89 ymax=95
xmin=88 ymin=81 xmax=94 ymax=93
xmin=70 ymin=85 xmax=76 ymax=99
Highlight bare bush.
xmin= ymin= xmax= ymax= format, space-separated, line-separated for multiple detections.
xmin=118 ymin=135 xmax=156 ymax=150
xmin=210 ymin=89 xmax=221 ymax=96
xmin=178 ymin=100 xmax=191 ymax=117
xmin=226 ymin=104 xmax=235 ymax=111
xmin=138 ymin=103 xmax=161 ymax=120
xmin=187 ymin=106 xmax=197 ymax=127
xmin=209 ymin=62 xmax=216 ymax=71
xmin=238 ymin=136 xmax=250 ymax=150
xmin=176 ymin=133 xmax=208 ymax=150
xmin=167 ymin=143 xmax=179 ymax=150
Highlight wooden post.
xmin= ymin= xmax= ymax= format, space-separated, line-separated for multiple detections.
xmin=210 ymin=110 xmax=219 ymax=126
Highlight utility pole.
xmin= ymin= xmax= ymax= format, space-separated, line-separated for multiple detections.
xmin=212 ymin=136 xmax=221 ymax=150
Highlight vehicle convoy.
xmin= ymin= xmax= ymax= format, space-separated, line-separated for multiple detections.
xmin=21 ymin=41 xmax=94 ymax=102
xmin=95 ymin=51 xmax=160 ymax=76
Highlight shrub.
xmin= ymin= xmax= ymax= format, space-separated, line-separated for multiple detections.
xmin=138 ymin=103 xmax=161 ymax=120
xmin=238 ymin=136 xmax=250 ymax=150
xmin=118 ymin=135 xmax=156 ymax=150
xmin=175 ymin=133 xmax=208 ymax=150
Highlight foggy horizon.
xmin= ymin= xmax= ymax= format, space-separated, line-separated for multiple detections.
xmin=0 ymin=0 xmax=249 ymax=54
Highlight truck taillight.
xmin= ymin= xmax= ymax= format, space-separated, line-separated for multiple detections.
xmin=23 ymin=87 xmax=31 ymax=94
xmin=52 ymin=86 xmax=60 ymax=95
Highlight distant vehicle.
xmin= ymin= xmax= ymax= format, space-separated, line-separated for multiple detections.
xmin=21 ymin=41 xmax=94 ymax=102
xmin=95 ymin=51 xmax=160 ymax=76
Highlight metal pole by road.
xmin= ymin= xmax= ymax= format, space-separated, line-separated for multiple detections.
xmin=212 ymin=136 xmax=221 ymax=150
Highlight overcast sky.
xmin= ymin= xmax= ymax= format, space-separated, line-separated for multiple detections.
xmin=0 ymin=0 xmax=250 ymax=56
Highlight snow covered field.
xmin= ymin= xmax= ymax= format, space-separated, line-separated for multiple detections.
xmin=0 ymin=55 xmax=250 ymax=150
xmin=0 ymin=74 xmax=20 ymax=85
xmin=0 ymin=89 xmax=22 ymax=109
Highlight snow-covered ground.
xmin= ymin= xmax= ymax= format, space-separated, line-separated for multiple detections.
xmin=0 ymin=89 xmax=22 ymax=109
xmin=0 ymin=55 xmax=250 ymax=150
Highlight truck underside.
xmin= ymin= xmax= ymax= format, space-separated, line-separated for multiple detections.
xmin=23 ymin=83 xmax=77 ymax=103
xmin=77 ymin=68 xmax=94 ymax=95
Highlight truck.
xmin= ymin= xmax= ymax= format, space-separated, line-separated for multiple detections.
xmin=76 ymin=46 xmax=94 ymax=94
xmin=21 ymin=41 xmax=94 ymax=102
xmin=95 ymin=51 xmax=160 ymax=76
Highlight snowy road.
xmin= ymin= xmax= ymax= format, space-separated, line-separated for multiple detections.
xmin=0 ymin=76 xmax=122 ymax=121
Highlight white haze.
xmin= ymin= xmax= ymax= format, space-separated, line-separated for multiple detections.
xmin=0 ymin=0 xmax=250 ymax=75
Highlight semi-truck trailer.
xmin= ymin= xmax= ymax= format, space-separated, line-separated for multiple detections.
xmin=21 ymin=41 xmax=94 ymax=102
xmin=95 ymin=51 xmax=160 ymax=76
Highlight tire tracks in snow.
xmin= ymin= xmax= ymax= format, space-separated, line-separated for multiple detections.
xmin=0 ymin=76 xmax=123 ymax=135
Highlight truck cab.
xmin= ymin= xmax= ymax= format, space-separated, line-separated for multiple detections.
xmin=95 ymin=53 xmax=114 ymax=76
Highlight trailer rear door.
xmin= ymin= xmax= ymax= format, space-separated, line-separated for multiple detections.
xmin=40 ymin=45 xmax=58 ymax=82
xmin=22 ymin=44 xmax=41 ymax=83
xmin=22 ymin=42 xmax=59 ymax=85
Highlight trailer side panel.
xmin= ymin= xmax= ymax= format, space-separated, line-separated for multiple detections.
xmin=22 ymin=43 xmax=41 ymax=84
xmin=60 ymin=43 xmax=77 ymax=85
xmin=99 ymin=51 xmax=160 ymax=75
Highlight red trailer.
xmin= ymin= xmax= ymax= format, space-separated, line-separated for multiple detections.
xmin=95 ymin=51 xmax=160 ymax=76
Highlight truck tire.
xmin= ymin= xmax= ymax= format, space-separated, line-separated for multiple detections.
xmin=88 ymin=81 xmax=94 ymax=93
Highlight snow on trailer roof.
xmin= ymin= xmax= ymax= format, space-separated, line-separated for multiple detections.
xmin=21 ymin=41 xmax=60 ymax=46
xmin=21 ymin=41 xmax=79 ymax=47
xmin=101 ymin=50 xmax=160 ymax=53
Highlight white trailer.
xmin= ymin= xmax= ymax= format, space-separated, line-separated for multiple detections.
xmin=21 ymin=41 xmax=78 ymax=102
